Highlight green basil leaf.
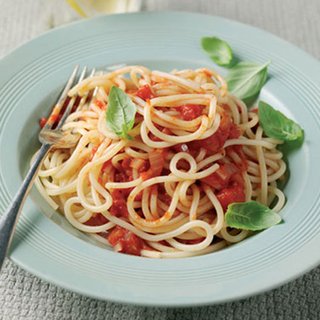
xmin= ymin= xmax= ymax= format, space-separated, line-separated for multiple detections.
xmin=258 ymin=101 xmax=304 ymax=142
xmin=225 ymin=201 xmax=282 ymax=231
xmin=201 ymin=36 xmax=234 ymax=66
xmin=226 ymin=61 xmax=270 ymax=103
xmin=106 ymin=86 xmax=136 ymax=139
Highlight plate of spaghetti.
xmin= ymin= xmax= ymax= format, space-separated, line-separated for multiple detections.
xmin=35 ymin=65 xmax=290 ymax=258
xmin=0 ymin=12 xmax=319 ymax=306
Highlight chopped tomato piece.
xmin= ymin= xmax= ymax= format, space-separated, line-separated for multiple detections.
xmin=202 ymin=163 xmax=237 ymax=190
xmin=229 ymin=123 xmax=242 ymax=139
xmin=202 ymin=69 xmax=213 ymax=77
xmin=140 ymin=170 xmax=154 ymax=181
xmin=114 ymin=170 xmax=135 ymax=196
xmin=121 ymin=157 xmax=131 ymax=170
xmin=231 ymin=173 xmax=245 ymax=186
xmin=110 ymin=190 xmax=129 ymax=218
xmin=94 ymin=99 xmax=106 ymax=109
xmin=189 ymin=111 xmax=235 ymax=153
xmin=108 ymin=226 xmax=126 ymax=245
xmin=39 ymin=117 xmax=47 ymax=128
xmin=217 ymin=184 xmax=245 ymax=211
xmin=176 ymin=104 xmax=204 ymax=120
xmin=85 ymin=213 xmax=108 ymax=226
xmin=135 ymin=85 xmax=154 ymax=100
xmin=107 ymin=226 xmax=144 ymax=256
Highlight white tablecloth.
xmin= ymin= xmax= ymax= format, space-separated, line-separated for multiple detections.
xmin=1 ymin=1 xmax=320 ymax=319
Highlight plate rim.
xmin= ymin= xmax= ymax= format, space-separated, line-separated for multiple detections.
xmin=1 ymin=11 xmax=320 ymax=306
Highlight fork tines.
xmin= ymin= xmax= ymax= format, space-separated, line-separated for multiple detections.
xmin=41 ymin=66 xmax=97 ymax=132
xmin=39 ymin=66 xmax=96 ymax=146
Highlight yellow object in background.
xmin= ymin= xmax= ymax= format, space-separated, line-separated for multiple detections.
xmin=66 ymin=0 xmax=141 ymax=17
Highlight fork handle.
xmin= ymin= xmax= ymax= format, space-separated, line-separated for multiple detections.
xmin=0 ymin=143 xmax=51 ymax=271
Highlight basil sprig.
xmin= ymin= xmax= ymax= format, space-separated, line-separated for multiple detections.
xmin=201 ymin=36 xmax=234 ymax=67
xmin=106 ymin=86 xmax=136 ymax=139
xmin=226 ymin=61 xmax=270 ymax=103
xmin=200 ymin=36 xmax=270 ymax=104
xmin=225 ymin=201 xmax=282 ymax=231
xmin=258 ymin=101 xmax=304 ymax=143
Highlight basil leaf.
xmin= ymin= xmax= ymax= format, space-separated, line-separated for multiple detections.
xmin=226 ymin=61 xmax=270 ymax=103
xmin=106 ymin=86 xmax=136 ymax=139
xmin=225 ymin=201 xmax=282 ymax=231
xmin=201 ymin=37 xmax=234 ymax=67
xmin=258 ymin=101 xmax=304 ymax=143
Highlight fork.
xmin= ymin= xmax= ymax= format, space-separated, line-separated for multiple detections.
xmin=0 ymin=65 xmax=90 ymax=271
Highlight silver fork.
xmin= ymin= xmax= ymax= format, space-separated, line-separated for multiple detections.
xmin=0 ymin=65 xmax=90 ymax=271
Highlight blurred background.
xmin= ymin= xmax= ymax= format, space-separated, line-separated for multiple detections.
xmin=0 ymin=0 xmax=319 ymax=59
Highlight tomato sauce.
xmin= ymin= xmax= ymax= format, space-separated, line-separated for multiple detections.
xmin=186 ymin=110 xmax=247 ymax=210
xmin=189 ymin=110 xmax=236 ymax=154
xmin=107 ymin=226 xmax=144 ymax=256
xmin=202 ymin=163 xmax=237 ymax=190
xmin=175 ymin=104 xmax=204 ymax=120
xmin=98 ymin=106 xmax=247 ymax=255
xmin=109 ymin=190 xmax=129 ymax=218
xmin=135 ymin=85 xmax=154 ymax=100
xmin=180 ymin=237 xmax=205 ymax=245
xmin=94 ymin=99 xmax=106 ymax=109
xmin=84 ymin=213 xmax=108 ymax=226
xmin=217 ymin=183 xmax=245 ymax=211
xmin=39 ymin=117 xmax=47 ymax=128
xmin=101 ymin=160 xmax=112 ymax=173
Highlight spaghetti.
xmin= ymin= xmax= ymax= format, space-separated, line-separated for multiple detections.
xmin=35 ymin=66 xmax=286 ymax=258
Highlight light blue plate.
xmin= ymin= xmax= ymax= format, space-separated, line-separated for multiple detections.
xmin=0 ymin=12 xmax=319 ymax=306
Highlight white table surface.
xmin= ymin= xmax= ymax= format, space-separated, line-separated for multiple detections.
xmin=0 ymin=1 xmax=320 ymax=319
